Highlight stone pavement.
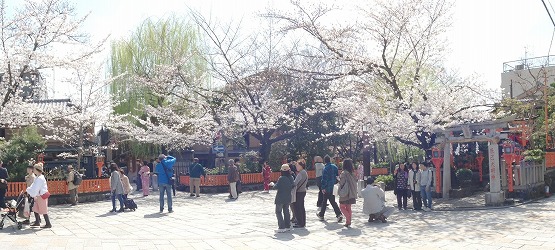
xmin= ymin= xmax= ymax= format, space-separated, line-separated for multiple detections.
xmin=1 ymin=186 xmax=555 ymax=250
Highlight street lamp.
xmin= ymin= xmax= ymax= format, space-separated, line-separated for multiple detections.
xmin=96 ymin=154 xmax=105 ymax=178
xmin=502 ymin=141 xmax=516 ymax=192
xmin=431 ymin=146 xmax=443 ymax=194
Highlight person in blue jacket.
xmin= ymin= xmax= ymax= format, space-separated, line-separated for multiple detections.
xmin=317 ymin=155 xmax=343 ymax=222
xmin=155 ymin=154 xmax=176 ymax=213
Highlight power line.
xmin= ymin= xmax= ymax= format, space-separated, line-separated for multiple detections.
xmin=542 ymin=0 xmax=555 ymax=27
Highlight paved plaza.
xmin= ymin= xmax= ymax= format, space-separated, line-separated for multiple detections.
xmin=1 ymin=186 xmax=555 ymax=250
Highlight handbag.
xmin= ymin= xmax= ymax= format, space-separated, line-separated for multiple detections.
xmin=333 ymin=183 xmax=339 ymax=196
xmin=23 ymin=198 xmax=30 ymax=217
xmin=40 ymin=191 xmax=51 ymax=199
xmin=338 ymin=173 xmax=352 ymax=197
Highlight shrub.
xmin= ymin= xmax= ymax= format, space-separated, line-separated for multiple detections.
xmin=0 ymin=126 xmax=46 ymax=181
xmin=456 ymin=168 xmax=473 ymax=182
xmin=375 ymin=174 xmax=394 ymax=185
xmin=523 ymin=149 xmax=545 ymax=163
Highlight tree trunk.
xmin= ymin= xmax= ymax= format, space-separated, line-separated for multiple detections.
xmin=259 ymin=141 xmax=272 ymax=171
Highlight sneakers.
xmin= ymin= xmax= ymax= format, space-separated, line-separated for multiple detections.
xmin=343 ymin=224 xmax=351 ymax=228
xmin=423 ymin=207 xmax=431 ymax=212
xmin=168 ymin=210 xmax=174 ymax=213
xmin=196 ymin=195 xmax=200 ymax=197
xmin=316 ymin=212 xmax=324 ymax=221
xmin=190 ymin=194 xmax=195 ymax=197
xmin=277 ymin=228 xmax=287 ymax=233
xmin=337 ymin=216 xmax=343 ymax=223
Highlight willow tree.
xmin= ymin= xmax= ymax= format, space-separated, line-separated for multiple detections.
xmin=109 ymin=16 xmax=206 ymax=156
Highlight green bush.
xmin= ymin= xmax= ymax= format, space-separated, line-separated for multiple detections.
xmin=456 ymin=168 xmax=473 ymax=182
xmin=374 ymin=162 xmax=389 ymax=168
xmin=523 ymin=149 xmax=545 ymax=163
xmin=375 ymin=174 xmax=394 ymax=185
xmin=0 ymin=126 xmax=46 ymax=181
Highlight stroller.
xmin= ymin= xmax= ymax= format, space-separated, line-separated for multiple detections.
xmin=0 ymin=191 xmax=26 ymax=230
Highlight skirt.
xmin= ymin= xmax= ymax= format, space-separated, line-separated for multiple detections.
xmin=32 ymin=196 xmax=48 ymax=215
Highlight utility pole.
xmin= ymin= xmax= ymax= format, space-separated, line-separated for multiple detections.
xmin=545 ymin=68 xmax=550 ymax=149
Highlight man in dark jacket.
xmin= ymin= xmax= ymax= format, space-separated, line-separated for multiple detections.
xmin=317 ymin=156 xmax=343 ymax=222
xmin=189 ymin=158 xmax=205 ymax=197
xmin=0 ymin=161 xmax=8 ymax=209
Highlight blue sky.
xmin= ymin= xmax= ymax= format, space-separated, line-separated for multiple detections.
xmin=55 ymin=0 xmax=555 ymax=95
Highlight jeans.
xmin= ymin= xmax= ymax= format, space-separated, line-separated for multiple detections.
xmin=294 ymin=192 xmax=306 ymax=227
xmin=411 ymin=190 xmax=422 ymax=210
xmin=396 ymin=189 xmax=408 ymax=209
xmin=159 ymin=183 xmax=173 ymax=211
xmin=111 ymin=193 xmax=124 ymax=210
xmin=275 ymin=203 xmax=290 ymax=229
xmin=420 ymin=185 xmax=433 ymax=209
xmin=319 ymin=192 xmax=342 ymax=217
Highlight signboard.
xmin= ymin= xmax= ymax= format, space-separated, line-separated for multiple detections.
xmin=213 ymin=145 xmax=225 ymax=153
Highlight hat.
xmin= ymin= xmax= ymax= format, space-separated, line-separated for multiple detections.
xmin=158 ymin=154 xmax=166 ymax=161
xmin=280 ymin=164 xmax=290 ymax=171
xmin=34 ymin=163 xmax=44 ymax=172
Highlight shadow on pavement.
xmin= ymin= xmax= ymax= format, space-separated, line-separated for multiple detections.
xmin=291 ymin=228 xmax=310 ymax=236
xmin=224 ymin=198 xmax=238 ymax=203
xmin=323 ymin=221 xmax=343 ymax=231
xmin=337 ymin=227 xmax=362 ymax=236
xmin=144 ymin=213 xmax=168 ymax=219
xmin=273 ymin=232 xmax=295 ymax=241
xmin=95 ymin=212 xmax=119 ymax=218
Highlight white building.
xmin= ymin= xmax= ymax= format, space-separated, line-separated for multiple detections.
xmin=501 ymin=55 xmax=555 ymax=99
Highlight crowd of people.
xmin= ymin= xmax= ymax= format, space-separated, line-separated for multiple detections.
xmin=271 ymin=157 xmax=436 ymax=232
xmin=0 ymin=153 xmax=437 ymax=232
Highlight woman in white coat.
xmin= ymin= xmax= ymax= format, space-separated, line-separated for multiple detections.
xmin=26 ymin=163 xmax=52 ymax=228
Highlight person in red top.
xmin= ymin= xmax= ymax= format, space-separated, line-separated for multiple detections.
xmin=262 ymin=162 xmax=272 ymax=193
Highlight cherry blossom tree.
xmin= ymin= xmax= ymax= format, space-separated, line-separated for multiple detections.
xmin=0 ymin=0 xmax=105 ymax=127
xmin=266 ymin=0 xmax=499 ymax=154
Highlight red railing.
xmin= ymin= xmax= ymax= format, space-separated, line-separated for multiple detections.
xmin=546 ymin=152 xmax=555 ymax=168
xmin=180 ymin=170 xmax=316 ymax=187
xmin=6 ymin=179 xmax=111 ymax=197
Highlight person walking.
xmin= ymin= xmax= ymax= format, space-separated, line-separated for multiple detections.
xmin=26 ymin=163 xmax=52 ymax=228
xmin=227 ymin=159 xmax=240 ymax=200
xmin=408 ymin=162 xmax=422 ymax=211
xmin=394 ymin=163 xmax=409 ymax=210
xmin=289 ymin=162 xmax=297 ymax=224
xmin=120 ymin=169 xmax=133 ymax=200
xmin=273 ymin=164 xmax=295 ymax=233
xmin=293 ymin=160 xmax=308 ymax=228
xmin=314 ymin=156 xmax=325 ymax=211
xmin=362 ymin=178 xmax=395 ymax=223
xmin=189 ymin=158 xmax=205 ymax=197
xmin=66 ymin=165 xmax=79 ymax=206
xmin=419 ymin=163 xmax=434 ymax=211
xmin=109 ymin=164 xmax=125 ymax=213
xmin=138 ymin=160 xmax=150 ymax=196
xmin=135 ymin=161 xmax=143 ymax=192
xmin=262 ymin=162 xmax=272 ymax=193
xmin=156 ymin=154 xmax=176 ymax=213
xmin=338 ymin=159 xmax=357 ymax=228
xmin=317 ymin=155 xmax=343 ymax=222
xmin=150 ymin=159 xmax=158 ymax=192
xmin=0 ymin=161 xmax=8 ymax=209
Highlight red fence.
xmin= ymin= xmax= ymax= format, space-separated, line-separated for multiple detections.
xmin=179 ymin=168 xmax=388 ymax=187
xmin=6 ymin=178 xmax=111 ymax=197
xmin=546 ymin=152 xmax=555 ymax=169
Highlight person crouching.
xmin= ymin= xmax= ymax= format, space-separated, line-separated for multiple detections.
xmin=362 ymin=178 xmax=394 ymax=223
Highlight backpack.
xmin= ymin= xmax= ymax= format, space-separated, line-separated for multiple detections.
xmin=72 ymin=171 xmax=83 ymax=185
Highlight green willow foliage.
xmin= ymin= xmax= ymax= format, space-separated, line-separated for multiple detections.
xmin=109 ymin=16 xmax=206 ymax=157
